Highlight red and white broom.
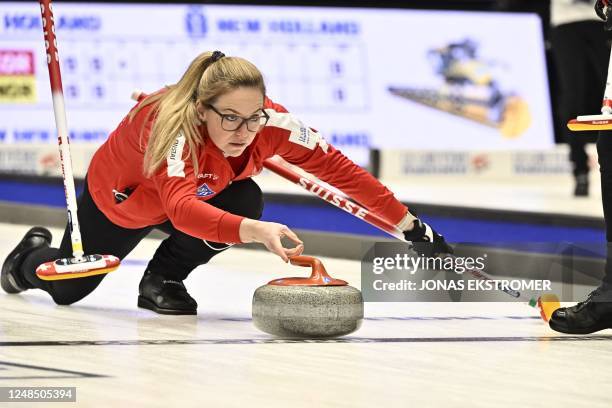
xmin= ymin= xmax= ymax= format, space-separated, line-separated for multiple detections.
xmin=262 ymin=158 xmax=560 ymax=322
xmin=35 ymin=0 xmax=119 ymax=280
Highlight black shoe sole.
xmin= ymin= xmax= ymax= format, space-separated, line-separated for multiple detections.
xmin=574 ymin=189 xmax=589 ymax=197
xmin=549 ymin=319 xmax=612 ymax=335
xmin=0 ymin=263 xmax=22 ymax=294
xmin=137 ymin=296 xmax=197 ymax=315
xmin=1 ymin=227 xmax=52 ymax=294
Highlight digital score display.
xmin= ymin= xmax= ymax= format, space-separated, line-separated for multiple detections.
xmin=0 ymin=3 xmax=553 ymax=173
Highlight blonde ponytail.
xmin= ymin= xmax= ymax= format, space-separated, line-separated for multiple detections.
xmin=130 ymin=51 xmax=266 ymax=177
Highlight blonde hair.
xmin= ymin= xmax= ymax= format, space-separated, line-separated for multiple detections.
xmin=131 ymin=51 xmax=266 ymax=177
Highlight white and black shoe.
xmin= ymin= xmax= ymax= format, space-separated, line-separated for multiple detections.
xmin=1 ymin=227 xmax=52 ymax=294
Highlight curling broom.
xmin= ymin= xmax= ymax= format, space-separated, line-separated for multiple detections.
xmin=35 ymin=0 xmax=120 ymax=280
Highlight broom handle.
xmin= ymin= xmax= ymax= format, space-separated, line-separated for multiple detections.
xmin=263 ymin=159 xmax=406 ymax=241
xmin=39 ymin=0 xmax=84 ymax=259
xmin=262 ymin=159 xmax=538 ymax=302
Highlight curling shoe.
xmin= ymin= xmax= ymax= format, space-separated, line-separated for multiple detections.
xmin=1 ymin=227 xmax=52 ymax=294
xmin=138 ymin=270 xmax=197 ymax=315
xmin=549 ymin=283 xmax=612 ymax=334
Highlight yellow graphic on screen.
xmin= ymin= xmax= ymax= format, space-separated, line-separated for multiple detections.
xmin=0 ymin=50 xmax=37 ymax=104
xmin=388 ymin=39 xmax=531 ymax=138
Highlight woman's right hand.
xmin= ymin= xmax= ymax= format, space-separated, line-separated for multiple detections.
xmin=239 ymin=219 xmax=304 ymax=262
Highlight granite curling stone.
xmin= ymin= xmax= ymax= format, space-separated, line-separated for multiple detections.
xmin=252 ymin=256 xmax=363 ymax=338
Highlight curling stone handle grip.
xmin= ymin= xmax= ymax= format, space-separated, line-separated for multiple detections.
xmin=288 ymin=255 xmax=332 ymax=283
xmin=268 ymin=255 xmax=348 ymax=286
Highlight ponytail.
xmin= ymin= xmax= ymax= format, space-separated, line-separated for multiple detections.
xmin=131 ymin=51 xmax=215 ymax=177
xmin=132 ymin=51 xmax=266 ymax=177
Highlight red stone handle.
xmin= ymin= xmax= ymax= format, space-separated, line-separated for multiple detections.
xmin=268 ymin=256 xmax=348 ymax=286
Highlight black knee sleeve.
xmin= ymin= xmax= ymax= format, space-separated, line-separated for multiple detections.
xmin=207 ymin=178 xmax=264 ymax=220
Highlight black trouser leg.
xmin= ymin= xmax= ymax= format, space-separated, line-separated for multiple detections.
xmin=597 ymin=131 xmax=612 ymax=284
xmin=146 ymin=178 xmax=264 ymax=281
xmin=21 ymin=180 xmax=152 ymax=305
xmin=551 ymin=22 xmax=608 ymax=176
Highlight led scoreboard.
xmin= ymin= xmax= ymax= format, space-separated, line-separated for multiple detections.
xmin=0 ymin=3 xmax=553 ymax=175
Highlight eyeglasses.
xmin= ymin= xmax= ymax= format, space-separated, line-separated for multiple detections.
xmin=206 ymin=104 xmax=269 ymax=132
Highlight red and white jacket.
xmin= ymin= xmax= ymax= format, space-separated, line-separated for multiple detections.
xmin=87 ymin=94 xmax=408 ymax=243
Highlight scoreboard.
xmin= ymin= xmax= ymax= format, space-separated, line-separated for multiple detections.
xmin=0 ymin=3 xmax=553 ymax=175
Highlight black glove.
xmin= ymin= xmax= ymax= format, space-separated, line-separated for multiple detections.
xmin=595 ymin=0 xmax=612 ymax=31
xmin=403 ymin=219 xmax=453 ymax=256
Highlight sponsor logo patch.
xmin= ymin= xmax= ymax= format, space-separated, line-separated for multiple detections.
xmin=167 ymin=134 xmax=186 ymax=177
xmin=266 ymin=110 xmax=328 ymax=153
xmin=196 ymin=183 xmax=214 ymax=197
xmin=197 ymin=172 xmax=219 ymax=180
xmin=289 ymin=126 xmax=328 ymax=152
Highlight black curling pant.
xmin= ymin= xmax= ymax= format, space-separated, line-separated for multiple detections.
xmin=551 ymin=21 xmax=609 ymax=176
xmin=20 ymin=178 xmax=264 ymax=305
xmin=598 ymin=131 xmax=612 ymax=285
